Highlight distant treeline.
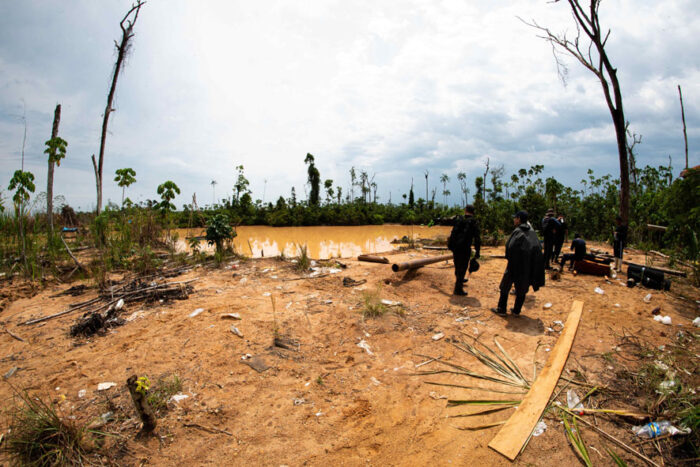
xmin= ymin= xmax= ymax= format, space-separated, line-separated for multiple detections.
xmin=103 ymin=162 xmax=698 ymax=257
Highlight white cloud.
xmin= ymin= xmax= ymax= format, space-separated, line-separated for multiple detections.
xmin=0 ymin=0 xmax=698 ymax=209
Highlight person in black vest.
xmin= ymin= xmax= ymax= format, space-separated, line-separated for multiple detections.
xmin=541 ymin=208 xmax=559 ymax=269
xmin=448 ymin=204 xmax=481 ymax=296
xmin=491 ymin=210 xmax=545 ymax=316
xmin=553 ymin=214 xmax=567 ymax=261
xmin=559 ymin=233 xmax=587 ymax=270
xmin=613 ymin=215 xmax=628 ymax=272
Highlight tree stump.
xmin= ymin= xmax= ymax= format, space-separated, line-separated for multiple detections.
xmin=126 ymin=375 xmax=157 ymax=433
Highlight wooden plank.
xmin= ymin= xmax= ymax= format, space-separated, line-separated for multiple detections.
xmin=488 ymin=300 xmax=583 ymax=461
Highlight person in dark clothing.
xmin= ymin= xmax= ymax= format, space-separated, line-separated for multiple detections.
xmin=492 ymin=210 xmax=545 ymax=316
xmin=541 ymin=209 xmax=560 ymax=269
xmin=448 ymin=204 xmax=481 ymax=296
xmin=553 ymin=214 xmax=567 ymax=260
xmin=613 ymin=215 xmax=628 ymax=272
xmin=559 ymin=233 xmax=587 ymax=270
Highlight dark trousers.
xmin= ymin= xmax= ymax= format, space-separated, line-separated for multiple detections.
xmin=497 ymin=269 xmax=526 ymax=314
xmin=559 ymin=253 xmax=577 ymax=269
xmin=613 ymin=240 xmax=625 ymax=259
xmin=543 ymin=238 xmax=555 ymax=267
xmin=554 ymin=240 xmax=564 ymax=260
xmin=453 ymin=248 xmax=469 ymax=291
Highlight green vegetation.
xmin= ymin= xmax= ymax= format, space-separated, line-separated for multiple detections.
xmin=2 ymin=390 xmax=93 ymax=466
xmin=146 ymin=374 xmax=183 ymax=414
xmin=1 ymin=150 xmax=697 ymax=285
xmin=114 ymin=168 xmax=136 ymax=206
xmin=360 ymin=287 xmax=388 ymax=319
xmin=294 ymin=244 xmax=311 ymax=272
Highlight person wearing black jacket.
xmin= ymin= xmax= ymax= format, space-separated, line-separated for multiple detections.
xmin=448 ymin=204 xmax=481 ymax=296
xmin=613 ymin=215 xmax=628 ymax=272
xmin=492 ymin=210 xmax=545 ymax=316
xmin=541 ymin=209 xmax=560 ymax=269
xmin=559 ymin=233 xmax=587 ymax=270
xmin=553 ymin=214 xmax=567 ymax=260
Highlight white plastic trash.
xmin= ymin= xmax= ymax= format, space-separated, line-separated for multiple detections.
xmin=381 ymin=299 xmax=401 ymax=306
xmin=357 ymin=339 xmax=374 ymax=355
xmin=594 ymin=287 xmax=605 ymax=295
xmin=532 ymin=420 xmax=547 ymax=437
xmin=170 ymin=393 xmax=189 ymax=403
xmin=643 ymin=293 xmax=652 ymax=303
xmin=653 ymin=315 xmax=672 ymax=325
xmin=189 ymin=308 xmax=204 ymax=318
xmin=693 ymin=317 xmax=700 ymax=327
xmin=97 ymin=382 xmax=116 ymax=391
xmin=432 ymin=332 xmax=445 ymax=341
xmin=543 ymin=302 xmax=553 ymax=309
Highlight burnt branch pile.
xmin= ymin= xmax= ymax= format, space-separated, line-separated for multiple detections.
xmin=69 ymin=278 xmax=196 ymax=337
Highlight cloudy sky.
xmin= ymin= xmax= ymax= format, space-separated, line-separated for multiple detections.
xmin=1 ymin=0 xmax=698 ymax=211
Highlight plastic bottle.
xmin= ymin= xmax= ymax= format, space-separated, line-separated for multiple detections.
xmin=633 ymin=421 xmax=673 ymax=438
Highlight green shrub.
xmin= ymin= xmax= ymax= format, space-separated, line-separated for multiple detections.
xmin=3 ymin=390 xmax=92 ymax=466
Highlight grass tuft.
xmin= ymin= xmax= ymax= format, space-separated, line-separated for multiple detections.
xmin=3 ymin=390 xmax=92 ymax=466
xmin=360 ymin=287 xmax=388 ymax=319
xmin=146 ymin=374 xmax=183 ymax=414
xmin=294 ymin=244 xmax=311 ymax=272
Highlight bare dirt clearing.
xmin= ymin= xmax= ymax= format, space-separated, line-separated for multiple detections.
xmin=1 ymin=243 xmax=698 ymax=465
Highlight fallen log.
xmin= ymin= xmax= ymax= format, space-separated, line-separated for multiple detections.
xmin=392 ymin=254 xmax=453 ymax=272
xmin=358 ymin=255 xmax=390 ymax=264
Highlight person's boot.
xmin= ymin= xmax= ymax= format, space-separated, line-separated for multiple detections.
xmin=491 ymin=288 xmax=508 ymax=315
xmin=511 ymin=294 xmax=526 ymax=315
xmin=453 ymin=279 xmax=467 ymax=296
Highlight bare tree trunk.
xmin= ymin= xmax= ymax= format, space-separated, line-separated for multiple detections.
xmin=678 ymin=85 xmax=688 ymax=170
xmin=95 ymin=1 xmax=144 ymax=214
xmin=524 ymin=0 xmax=631 ymax=223
xmin=424 ymin=170 xmax=429 ymax=202
xmin=47 ymin=104 xmax=61 ymax=233
xmin=91 ymin=154 xmax=101 ymax=214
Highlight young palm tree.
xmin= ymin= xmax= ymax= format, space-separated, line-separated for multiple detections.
xmin=114 ymin=168 xmax=136 ymax=206
xmin=440 ymin=173 xmax=450 ymax=206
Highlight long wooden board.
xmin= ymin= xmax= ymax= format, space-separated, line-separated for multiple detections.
xmin=488 ymin=300 xmax=584 ymax=460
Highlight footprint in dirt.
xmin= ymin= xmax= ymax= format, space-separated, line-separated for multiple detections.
xmin=504 ymin=314 xmax=545 ymax=336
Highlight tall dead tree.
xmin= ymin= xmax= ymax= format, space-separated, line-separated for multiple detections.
xmin=524 ymin=0 xmax=631 ymax=223
xmin=678 ymin=85 xmax=688 ymax=170
xmin=47 ymin=104 xmax=61 ymax=232
xmin=93 ymin=1 xmax=145 ymax=214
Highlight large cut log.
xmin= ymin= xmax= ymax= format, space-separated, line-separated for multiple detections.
xmin=489 ymin=300 xmax=583 ymax=461
xmin=391 ymin=254 xmax=453 ymax=272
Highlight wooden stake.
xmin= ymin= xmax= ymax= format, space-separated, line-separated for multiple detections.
xmin=126 ymin=375 xmax=157 ymax=433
